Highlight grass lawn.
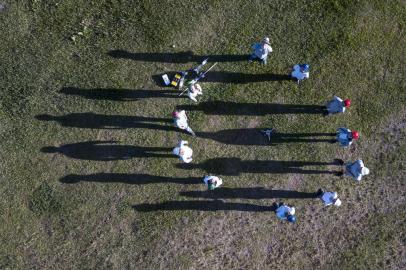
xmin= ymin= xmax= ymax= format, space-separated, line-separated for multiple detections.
xmin=0 ymin=0 xmax=405 ymax=269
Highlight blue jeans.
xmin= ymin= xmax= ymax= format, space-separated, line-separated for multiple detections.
xmin=249 ymin=54 xmax=267 ymax=64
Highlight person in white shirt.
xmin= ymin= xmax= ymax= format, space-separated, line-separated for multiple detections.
xmin=172 ymin=110 xmax=195 ymax=136
xmin=274 ymin=202 xmax=296 ymax=223
xmin=326 ymin=96 xmax=351 ymax=115
xmin=187 ymin=83 xmax=203 ymax=103
xmin=317 ymin=189 xmax=342 ymax=207
xmin=249 ymin=37 xmax=273 ymax=65
xmin=172 ymin=140 xmax=193 ymax=163
xmin=345 ymin=159 xmax=369 ymax=181
xmin=203 ymin=175 xmax=223 ymax=190
xmin=336 ymin=128 xmax=359 ymax=147
xmin=291 ymin=64 xmax=310 ymax=83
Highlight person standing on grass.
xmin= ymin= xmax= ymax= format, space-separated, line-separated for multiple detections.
xmin=336 ymin=127 xmax=359 ymax=147
xmin=291 ymin=64 xmax=310 ymax=84
xmin=274 ymin=202 xmax=296 ymax=223
xmin=173 ymin=140 xmax=193 ymax=163
xmin=316 ymin=189 xmax=342 ymax=207
xmin=203 ymin=175 xmax=223 ymax=190
xmin=187 ymin=83 xmax=203 ymax=103
xmin=172 ymin=110 xmax=196 ymax=136
xmin=345 ymin=159 xmax=369 ymax=182
xmin=326 ymin=96 xmax=351 ymax=115
xmin=345 ymin=159 xmax=369 ymax=181
xmin=249 ymin=37 xmax=273 ymax=65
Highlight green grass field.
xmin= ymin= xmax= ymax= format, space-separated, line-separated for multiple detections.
xmin=1 ymin=0 xmax=405 ymax=269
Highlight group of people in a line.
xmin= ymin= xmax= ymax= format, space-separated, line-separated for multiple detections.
xmin=167 ymin=37 xmax=371 ymax=224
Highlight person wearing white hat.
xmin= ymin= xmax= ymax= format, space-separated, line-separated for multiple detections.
xmin=173 ymin=140 xmax=193 ymax=163
xmin=187 ymin=83 xmax=203 ymax=102
xmin=274 ymin=203 xmax=296 ymax=223
xmin=249 ymin=37 xmax=273 ymax=65
xmin=172 ymin=110 xmax=196 ymax=136
xmin=203 ymin=175 xmax=223 ymax=190
xmin=291 ymin=64 xmax=310 ymax=84
xmin=317 ymin=189 xmax=342 ymax=207
xmin=345 ymin=159 xmax=370 ymax=181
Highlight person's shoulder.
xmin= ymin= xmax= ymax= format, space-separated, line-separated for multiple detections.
xmin=179 ymin=110 xmax=186 ymax=116
xmin=277 ymin=205 xmax=287 ymax=211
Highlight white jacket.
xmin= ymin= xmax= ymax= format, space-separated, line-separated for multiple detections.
xmin=173 ymin=140 xmax=193 ymax=163
xmin=174 ymin=110 xmax=189 ymax=130
xmin=203 ymin=175 xmax=223 ymax=188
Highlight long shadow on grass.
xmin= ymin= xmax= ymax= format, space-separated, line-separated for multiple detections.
xmin=60 ymin=173 xmax=201 ymax=185
xmin=177 ymin=101 xmax=327 ymax=116
xmin=133 ymin=200 xmax=277 ymax=212
xmin=177 ymin=158 xmax=343 ymax=176
xmin=108 ymin=49 xmax=249 ymax=63
xmin=41 ymin=141 xmax=175 ymax=161
xmin=152 ymin=71 xmax=292 ymax=86
xmin=197 ymin=129 xmax=336 ymax=145
xmin=180 ymin=187 xmax=320 ymax=199
xmin=35 ymin=113 xmax=187 ymax=134
xmin=60 ymin=87 xmax=183 ymax=101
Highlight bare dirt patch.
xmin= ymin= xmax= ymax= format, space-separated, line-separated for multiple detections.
xmin=247 ymin=117 xmax=261 ymax=128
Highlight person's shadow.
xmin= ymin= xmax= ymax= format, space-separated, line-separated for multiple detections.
xmin=180 ymin=187 xmax=321 ymax=199
xmin=41 ymin=141 xmax=175 ymax=161
xmin=60 ymin=173 xmax=201 ymax=185
xmin=196 ymin=128 xmax=336 ymax=145
xmin=60 ymin=87 xmax=183 ymax=101
xmin=177 ymin=157 xmax=343 ymax=176
xmin=177 ymin=101 xmax=327 ymax=116
xmin=133 ymin=200 xmax=277 ymax=212
xmin=35 ymin=113 xmax=190 ymax=134
xmin=107 ymin=49 xmax=249 ymax=63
